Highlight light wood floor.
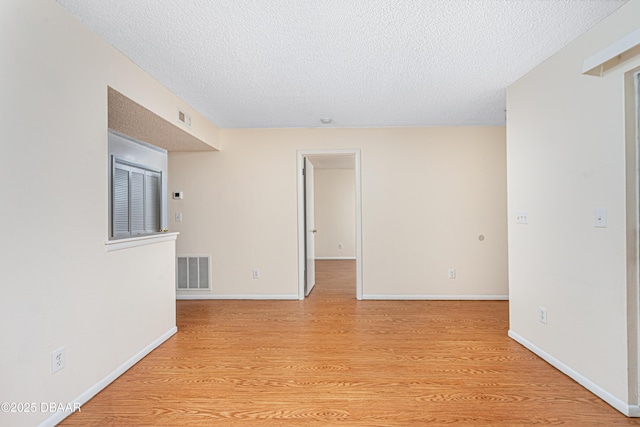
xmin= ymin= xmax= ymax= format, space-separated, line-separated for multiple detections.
xmin=62 ymin=260 xmax=640 ymax=426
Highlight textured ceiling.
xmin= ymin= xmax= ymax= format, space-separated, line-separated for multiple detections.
xmin=58 ymin=0 xmax=628 ymax=128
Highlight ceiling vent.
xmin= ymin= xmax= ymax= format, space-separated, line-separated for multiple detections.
xmin=177 ymin=108 xmax=191 ymax=128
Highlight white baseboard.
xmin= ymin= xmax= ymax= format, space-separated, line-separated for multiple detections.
xmin=315 ymin=257 xmax=356 ymax=260
xmin=508 ymin=330 xmax=637 ymax=417
xmin=176 ymin=294 xmax=299 ymax=300
xmin=39 ymin=326 xmax=178 ymax=427
xmin=362 ymin=294 xmax=509 ymax=300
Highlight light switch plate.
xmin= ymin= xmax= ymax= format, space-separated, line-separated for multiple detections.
xmin=595 ymin=208 xmax=607 ymax=228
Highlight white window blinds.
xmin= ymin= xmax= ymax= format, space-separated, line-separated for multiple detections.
xmin=113 ymin=167 xmax=130 ymax=235
xmin=112 ymin=159 xmax=162 ymax=238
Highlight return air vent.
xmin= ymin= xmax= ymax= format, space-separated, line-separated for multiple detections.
xmin=176 ymin=255 xmax=210 ymax=290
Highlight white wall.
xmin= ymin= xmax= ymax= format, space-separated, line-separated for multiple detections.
xmin=314 ymin=169 xmax=356 ymax=259
xmin=0 ymin=1 xmax=218 ymax=425
xmin=507 ymin=0 xmax=640 ymax=413
xmin=170 ymin=127 xmax=508 ymax=299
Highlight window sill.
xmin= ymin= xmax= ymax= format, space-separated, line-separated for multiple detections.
xmin=104 ymin=232 xmax=179 ymax=252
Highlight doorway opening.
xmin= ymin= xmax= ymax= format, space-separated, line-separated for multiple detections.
xmin=297 ymin=150 xmax=363 ymax=300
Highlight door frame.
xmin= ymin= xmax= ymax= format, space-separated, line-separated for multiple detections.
xmin=297 ymin=149 xmax=363 ymax=300
xmin=624 ymin=66 xmax=640 ymax=411
xmin=304 ymin=156 xmax=316 ymax=296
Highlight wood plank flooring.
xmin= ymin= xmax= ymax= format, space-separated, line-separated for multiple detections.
xmin=61 ymin=260 xmax=640 ymax=426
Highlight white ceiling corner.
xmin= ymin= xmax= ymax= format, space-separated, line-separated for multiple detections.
xmin=57 ymin=0 xmax=629 ymax=129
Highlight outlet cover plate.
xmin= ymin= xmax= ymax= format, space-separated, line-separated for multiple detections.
xmin=516 ymin=211 xmax=529 ymax=224
xmin=52 ymin=347 xmax=65 ymax=373
xmin=538 ymin=306 xmax=547 ymax=325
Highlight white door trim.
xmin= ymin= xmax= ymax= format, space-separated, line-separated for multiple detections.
xmin=297 ymin=149 xmax=363 ymax=300
xmin=304 ymin=157 xmax=316 ymax=296
xmin=623 ymin=67 xmax=640 ymax=408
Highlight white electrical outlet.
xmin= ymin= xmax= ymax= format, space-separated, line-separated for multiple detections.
xmin=252 ymin=269 xmax=260 ymax=279
xmin=175 ymin=212 xmax=183 ymax=222
xmin=516 ymin=211 xmax=529 ymax=224
xmin=338 ymin=243 xmax=343 ymax=249
xmin=51 ymin=347 xmax=65 ymax=374
xmin=448 ymin=268 xmax=456 ymax=279
xmin=538 ymin=306 xmax=547 ymax=325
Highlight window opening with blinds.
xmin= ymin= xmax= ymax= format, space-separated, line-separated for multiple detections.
xmin=112 ymin=158 xmax=162 ymax=238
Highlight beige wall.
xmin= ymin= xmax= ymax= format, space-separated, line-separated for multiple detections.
xmin=0 ymin=1 xmax=507 ymax=424
xmin=314 ymin=169 xmax=356 ymax=259
xmin=0 ymin=1 xmax=218 ymax=425
xmin=170 ymin=126 xmax=508 ymax=299
xmin=507 ymin=0 xmax=640 ymax=412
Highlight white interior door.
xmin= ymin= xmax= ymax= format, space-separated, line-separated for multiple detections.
xmin=304 ymin=157 xmax=316 ymax=296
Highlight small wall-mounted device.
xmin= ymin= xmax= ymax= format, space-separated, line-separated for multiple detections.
xmin=177 ymin=108 xmax=192 ymax=128
xmin=594 ymin=208 xmax=607 ymax=228
xmin=173 ymin=191 xmax=183 ymax=200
